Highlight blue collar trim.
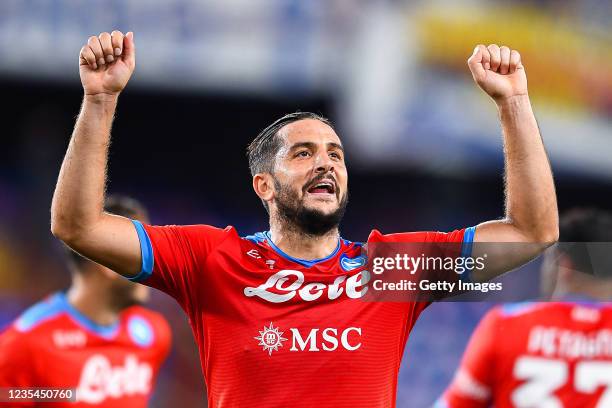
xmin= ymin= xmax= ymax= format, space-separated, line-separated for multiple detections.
xmin=261 ymin=231 xmax=342 ymax=268
xmin=56 ymin=293 xmax=120 ymax=339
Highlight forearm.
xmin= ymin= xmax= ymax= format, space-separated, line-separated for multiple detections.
xmin=51 ymin=93 xmax=118 ymax=239
xmin=498 ymin=94 xmax=558 ymax=242
xmin=49 ymin=31 xmax=141 ymax=277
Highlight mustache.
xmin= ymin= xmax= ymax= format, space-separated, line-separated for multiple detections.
xmin=302 ymin=174 xmax=338 ymax=193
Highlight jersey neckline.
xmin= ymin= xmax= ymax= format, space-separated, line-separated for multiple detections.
xmin=55 ymin=292 xmax=121 ymax=339
xmin=254 ymin=231 xmax=342 ymax=268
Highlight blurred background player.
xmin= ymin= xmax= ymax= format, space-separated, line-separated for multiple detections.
xmin=436 ymin=209 xmax=612 ymax=408
xmin=0 ymin=195 xmax=172 ymax=407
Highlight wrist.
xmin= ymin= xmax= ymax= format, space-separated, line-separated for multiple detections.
xmin=84 ymin=92 xmax=120 ymax=105
xmin=496 ymin=93 xmax=536 ymax=126
xmin=494 ymin=93 xmax=530 ymax=110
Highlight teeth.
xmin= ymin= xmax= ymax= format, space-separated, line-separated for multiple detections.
xmin=310 ymin=181 xmax=335 ymax=193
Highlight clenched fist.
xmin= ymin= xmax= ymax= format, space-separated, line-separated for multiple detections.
xmin=468 ymin=44 xmax=527 ymax=102
xmin=79 ymin=31 xmax=135 ymax=96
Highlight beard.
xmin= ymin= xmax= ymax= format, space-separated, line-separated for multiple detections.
xmin=273 ymin=177 xmax=348 ymax=236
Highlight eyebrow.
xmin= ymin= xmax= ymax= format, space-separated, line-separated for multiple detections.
xmin=288 ymin=141 xmax=344 ymax=152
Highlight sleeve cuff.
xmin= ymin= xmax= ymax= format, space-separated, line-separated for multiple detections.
xmin=459 ymin=226 xmax=476 ymax=283
xmin=128 ymin=219 xmax=154 ymax=282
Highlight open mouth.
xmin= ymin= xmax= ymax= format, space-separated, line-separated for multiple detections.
xmin=306 ymin=180 xmax=336 ymax=196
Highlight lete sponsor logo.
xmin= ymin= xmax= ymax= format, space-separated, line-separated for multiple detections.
xmin=244 ymin=270 xmax=370 ymax=303
xmin=76 ymin=354 xmax=152 ymax=403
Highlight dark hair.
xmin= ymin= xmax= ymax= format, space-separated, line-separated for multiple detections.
xmin=66 ymin=194 xmax=149 ymax=270
xmin=557 ymin=208 xmax=612 ymax=277
xmin=246 ymin=112 xmax=334 ymax=212
xmin=247 ymin=112 xmax=334 ymax=177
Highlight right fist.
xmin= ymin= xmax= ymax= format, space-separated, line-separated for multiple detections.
xmin=79 ymin=31 xmax=135 ymax=96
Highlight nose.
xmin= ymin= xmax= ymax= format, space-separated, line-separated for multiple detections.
xmin=314 ymin=151 xmax=334 ymax=174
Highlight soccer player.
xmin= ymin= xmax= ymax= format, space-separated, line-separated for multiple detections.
xmin=0 ymin=195 xmax=171 ymax=407
xmin=50 ymin=30 xmax=557 ymax=407
xmin=436 ymin=209 xmax=612 ymax=408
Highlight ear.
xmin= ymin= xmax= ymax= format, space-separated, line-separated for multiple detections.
xmin=252 ymin=173 xmax=275 ymax=204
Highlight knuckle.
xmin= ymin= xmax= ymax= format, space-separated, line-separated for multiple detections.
xmin=99 ymin=32 xmax=110 ymax=39
xmin=87 ymin=36 xmax=97 ymax=44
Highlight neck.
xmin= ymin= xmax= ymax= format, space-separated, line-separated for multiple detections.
xmin=269 ymin=221 xmax=339 ymax=260
xmin=66 ymin=276 xmax=121 ymax=327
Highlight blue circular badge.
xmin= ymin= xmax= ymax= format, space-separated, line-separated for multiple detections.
xmin=128 ymin=316 xmax=154 ymax=347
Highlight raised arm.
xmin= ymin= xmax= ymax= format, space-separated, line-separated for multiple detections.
xmin=467 ymin=44 xmax=558 ymax=281
xmin=51 ymin=31 xmax=141 ymax=278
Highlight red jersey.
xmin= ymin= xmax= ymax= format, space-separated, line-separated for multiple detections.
xmin=129 ymin=220 xmax=475 ymax=407
xmin=438 ymin=301 xmax=612 ymax=408
xmin=0 ymin=292 xmax=171 ymax=407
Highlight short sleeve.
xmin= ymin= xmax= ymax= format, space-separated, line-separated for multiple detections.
xmin=437 ymin=308 xmax=500 ymax=408
xmin=368 ymin=227 xmax=475 ymax=256
xmin=368 ymin=227 xmax=476 ymax=279
xmin=129 ymin=222 xmax=233 ymax=303
xmin=367 ymin=227 xmax=477 ymax=308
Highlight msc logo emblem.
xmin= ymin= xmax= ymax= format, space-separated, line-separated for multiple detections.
xmin=254 ymin=322 xmax=288 ymax=355
xmin=254 ymin=323 xmax=362 ymax=355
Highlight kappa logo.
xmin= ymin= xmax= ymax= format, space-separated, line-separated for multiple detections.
xmin=247 ymin=249 xmax=262 ymax=259
xmin=247 ymin=249 xmax=276 ymax=269
xmin=254 ymin=323 xmax=362 ymax=355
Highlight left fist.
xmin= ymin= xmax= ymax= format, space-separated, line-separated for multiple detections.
xmin=468 ymin=44 xmax=527 ymax=102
